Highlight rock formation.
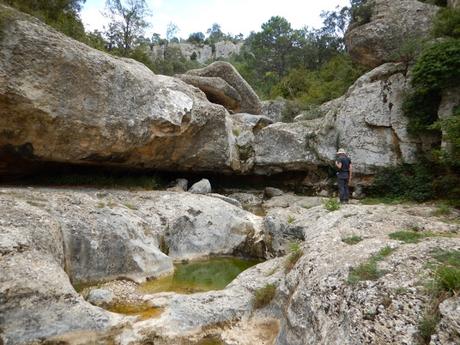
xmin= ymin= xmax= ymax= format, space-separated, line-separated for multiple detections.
xmin=149 ymin=41 xmax=243 ymax=64
xmin=261 ymin=99 xmax=289 ymax=123
xmin=0 ymin=5 xmax=237 ymax=176
xmin=248 ymin=63 xmax=433 ymax=177
xmin=0 ymin=4 xmax=442 ymax=185
xmin=181 ymin=61 xmax=262 ymax=114
xmin=177 ymin=74 xmax=242 ymax=113
xmin=0 ymin=187 xmax=267 ymax=344
xmin=2 ymin=187 xmax=458 ymax=344
xmin=263 ymin=196 xmax=459 ymax=345
xmin=345 ymin=0 xmax=439 ymax=68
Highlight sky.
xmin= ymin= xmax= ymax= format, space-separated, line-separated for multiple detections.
xmin=81 ymin=0 xmax=351 ymax=39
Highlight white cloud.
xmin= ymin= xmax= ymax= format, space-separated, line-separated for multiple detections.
xmin=81 ymin=0 xmax=350 ymax=38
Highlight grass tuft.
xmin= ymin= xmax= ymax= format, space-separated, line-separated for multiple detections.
xmin=431 ymin=203 xmax=452 ymax=216
xmin=418 ymin=311 xmax=441 ymax=345
xmin=284 ymin=242 xmax=303 ymax=272
xmin=253 ymin=283 xmax=276 ymax=309
xmin=389 ymin=230 xmax=456 ymax=244
xmin=389 ymin=230 xmax=430 ymax=243
xmin=347 ymin=246 xmax=396 ymax=284
xmin=341 ymin=235 xmax=363 ymax=245
xmin=417 ymin=249 xmax=460 ymax=343
xmin=323 ymin=198 xmax=340 ymax=211
xmin=124 ymin=203 xmax=138 ymax=210
xmin=287 ymin=215 xmax=296 ymax=224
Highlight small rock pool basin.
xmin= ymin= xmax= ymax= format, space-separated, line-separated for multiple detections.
xmin=138 ymin=257 xmax=262 ymax=294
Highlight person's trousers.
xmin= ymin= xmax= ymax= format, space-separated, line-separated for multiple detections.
xmin=338 ymin=177 xmax=349 ymax=202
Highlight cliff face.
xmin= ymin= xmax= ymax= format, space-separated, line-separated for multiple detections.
xmin=0 ymin=1 xmax=448 ymax=183
xmin=149 ymin=41 xmax=243 ymax=64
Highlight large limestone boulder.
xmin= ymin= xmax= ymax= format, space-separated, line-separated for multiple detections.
xmin=250 ymin=63 xmax=435 ymax=178
xmin=177 ymin=74 xmax=242 ymax=113
xmin=183 ymin=61 xmax=262 ymax=114
xmin=345 ymin=0 xmax=439 ymax=68
xmin=0 ymin=5 xmax=237 ymax=176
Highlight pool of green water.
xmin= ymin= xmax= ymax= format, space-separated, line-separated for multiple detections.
xmin=138 ymin=257 xmax=262 ymax=294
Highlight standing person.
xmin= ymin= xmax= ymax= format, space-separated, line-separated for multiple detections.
xmin=335 ymin=148 xmax=352 ymax=203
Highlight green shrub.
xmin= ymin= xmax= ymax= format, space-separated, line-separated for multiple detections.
xmin=419 ymin=0 xmax=447 ymax=6
xmin=411 ymin=39 xmax=460 ymax=91
xmin=403 ymin=89 xmax=442 ymax=136
xmin=369 ymin=164 xmax=437 ymax=202
xmin=341 ymin=235 xmax=363 ymax=245
xmin=433 ymin=8 xmax=460 ymax=38
xmin=403 ymin=39 xmax=460 ymax=138
xmin=2 ymin=0 xmax=87 ymax=41
xmin=324 ymin=198 xmax=341 ymax=211
xmin=350 ymin=0 xmax=375 ymax=27
xmin=253 ymin=284 xmax=276 ymax=309
xmin=430 ymin=106 xmax=460 ymax=163
xmin=271 ymin=54 xmax=365 ymax=108
xmin=368 ymin=161 xmax=460 ymax=203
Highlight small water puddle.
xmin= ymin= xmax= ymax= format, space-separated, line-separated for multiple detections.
xmin=106 ymin=303 xmax=164 ymax=320
xmin=139 ymin=257 xmax=262 ymax=294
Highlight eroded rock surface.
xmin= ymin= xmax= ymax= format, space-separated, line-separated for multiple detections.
xmin=263 ymin=200 xmax=459 ymax=345
xmin=0 ymin=187 xmax=268 ymax=344
xmin=183 ymin=61 xmax=262 ymax=114
xmin=251 ymin=63 xmax=436 ymax=178
xmin=0 ymin=5 xmax=236 ymax=176
xmin=345 ymin=0 xmax=438 ymax=68
xmin=0 ymin=5 xmax=441 ymax=184
xmin=1 ymin=187 xmax=459 ymax=344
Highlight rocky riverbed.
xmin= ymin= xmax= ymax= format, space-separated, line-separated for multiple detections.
xmin=1 ymin=186 xmax=459 ymax=344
